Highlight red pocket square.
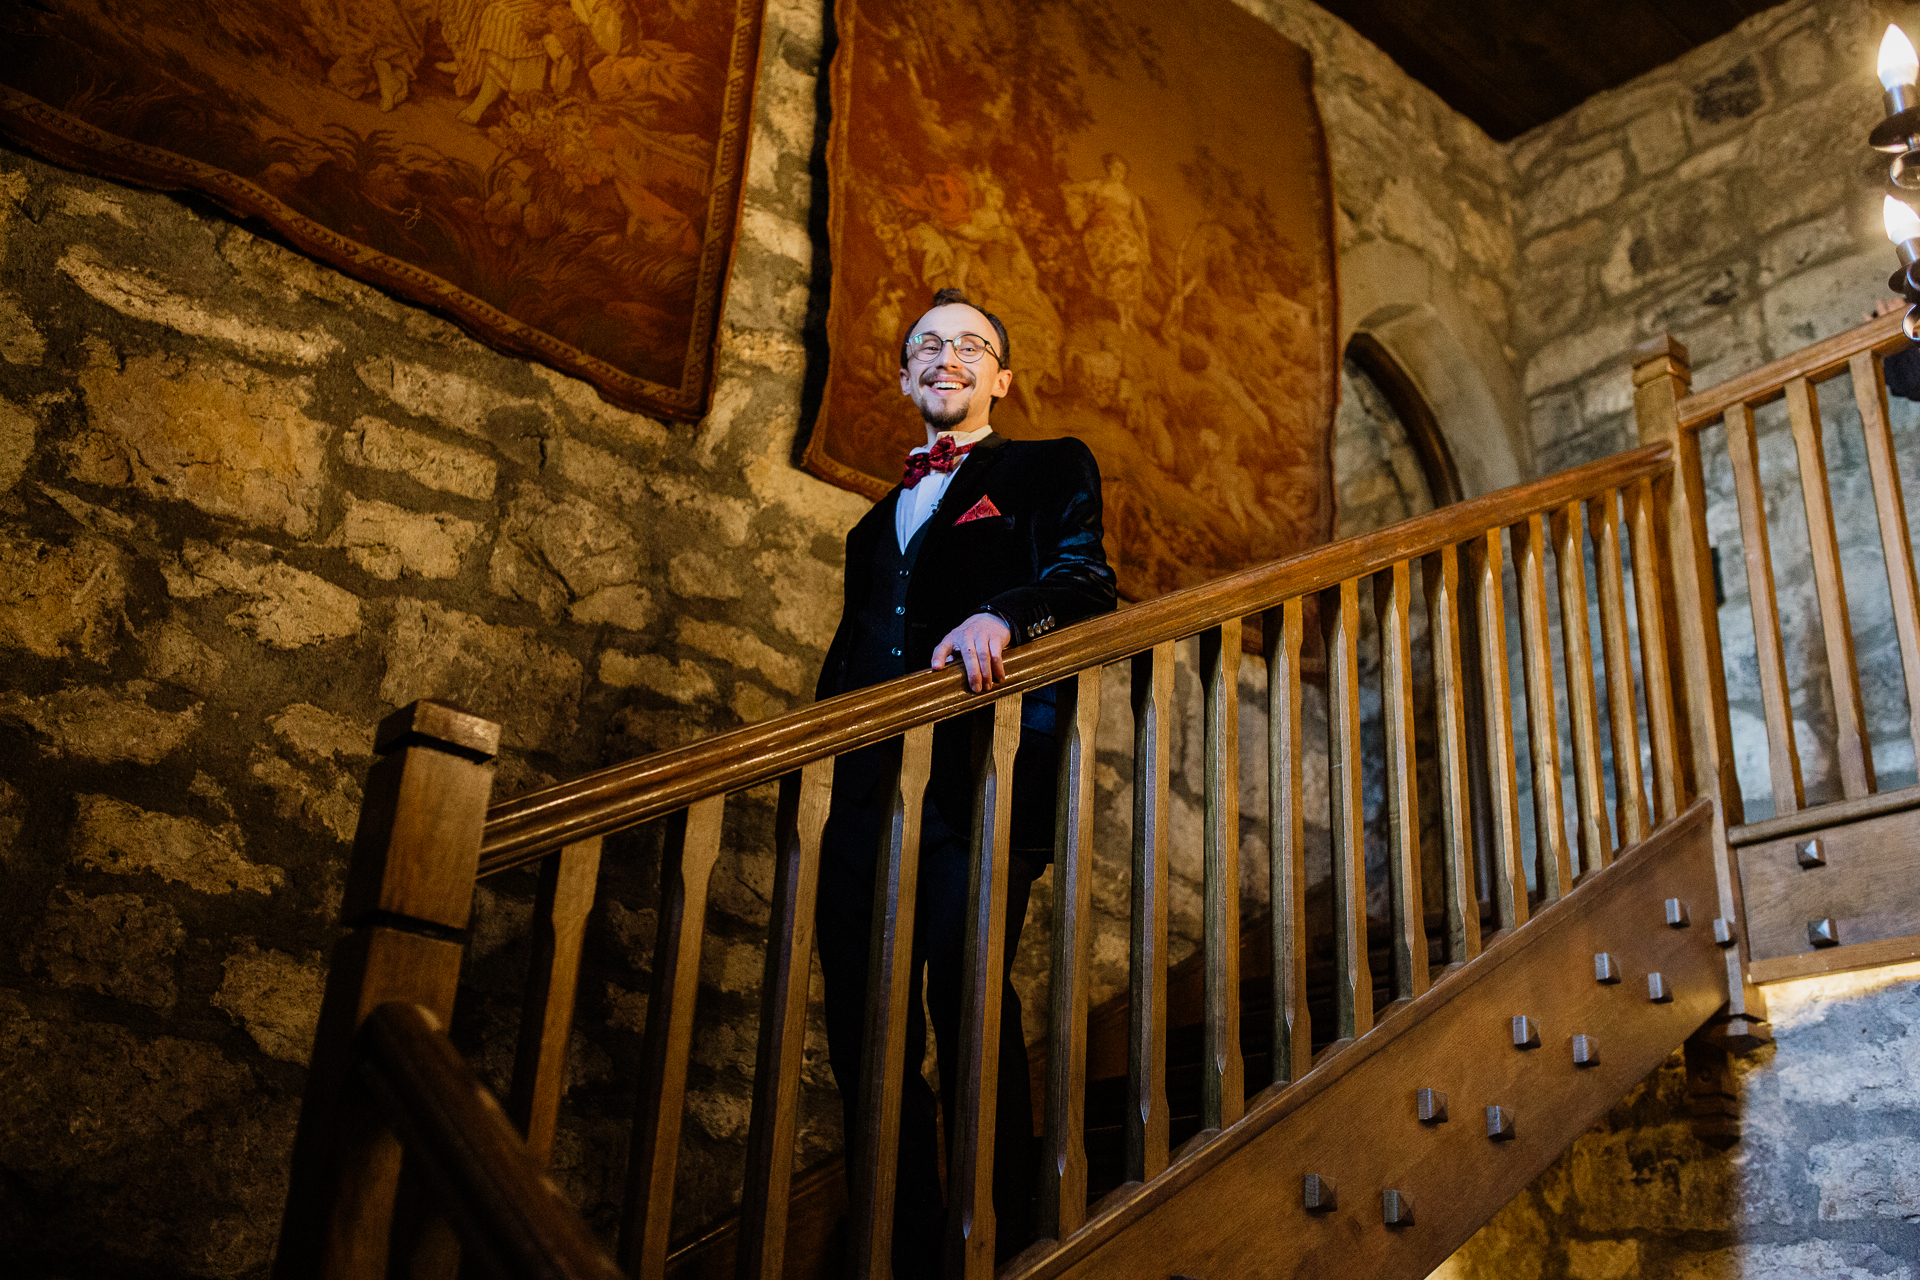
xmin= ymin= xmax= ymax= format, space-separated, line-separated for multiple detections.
xmin=954 ymin=494 xmax=1003 ymax=524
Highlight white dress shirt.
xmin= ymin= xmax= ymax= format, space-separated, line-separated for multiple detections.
xmin=896 ymin=425 xmax=993 ymax=552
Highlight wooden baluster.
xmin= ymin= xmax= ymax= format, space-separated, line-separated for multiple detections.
xmin=1374 ymin=563 xmax=1429 ymax=1001
xmin=1040 ymin=672 xmax=1100 ymax=1241
xmin=1725 ymin=401 xmax=1804 ymax=816
xmin=1635 ymin=335 xmax=1765 ymax=1042
xmin=946 ymin=699 xmax=1022 ymax=1280
xmin=508 ymin=837 xmax=603 ymax=1164
xmin=740 ymin=759 xmax=833 ymax=1280
xmin=1199 ymin=621 xmax=1245 ymax=1129
xmin=1264 ymin=601 xmax=1311 ymax=1083
xmin=1625 ymin=476 xmax=1682 ymax=824
xmin=619 ymin=795 xmax=727 ymax=1280
xmin=1466 ymin=532 xmax=1528 ymax=933
xmin=848 ymin=729 xmax=933 ymax=1279
xmin=1421 ymin=549 xmax=1481 ymax=966
xmin=1551 ymin=501 xmax=1613 ymax=875
xmin=1127 ymin=642 xmax=1174 ymax=1182
xmin=1511 ymin=513 xmax=1575 ymax=902
xmin=1588 ymin=490 xmax=1652 ymax=848
xmin=1320 ymin=580 xmax=1372 ymax=1040
xmin=1852 ymin=350 xmax=1920 ymax=763
xmin=276 ymin=700 xmax=499 ymax=1280
xmin=1786 ymin=375 xmax=1876 ymax=797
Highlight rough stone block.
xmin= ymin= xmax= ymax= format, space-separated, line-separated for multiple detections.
xmin=340 ymin=415 xmax=497 ymax=500
xmin=70 ymin=794 xmax=279 ymax=895
xmin=0 ymin=683 xmax=199 ymax=765
xmin=334 ymin=495 xmax=481 ymax=580
xmin=0 ymin=393 xmax=33 ymax=491
xmin=210 ymin=944 xmax=324 ymax=1063
xmin=1524 ymin=316 xmax=1638 ymax=396
xmin=248 ymin=747 xmax=362 ymax=843
xmin=355 ymin=355 xmax=531 ymax=438
xmin=380 ymin=599 xmax=582 ymax=747
xmin=0 ymin=529 xmax=127 ymax=661
xmin=1566 ymin=1238 xmax=1639 ymax=1280
xmin=25 ymin=891 xmax=184 ymax=1010
xmin=166 ymin=541 xmax=361 ymax=649
xmin=676 ymin=618 xmax=810 ymax=695
xmin=267 ymin=702 xmax=373 ymax=762
xmin=1626 ymin=106 xmax=1689 ymax=177
xmin=1761 ymin=250 xmax=1891 ymax=355
xmin=78 ymin=354 xmax=331 ymax=535
xmin=1526 ymin=151 xmax=1628 ymax=234
xmin=599 ymin=651 xmax=717 ymax=703
xmin=0 ymin=289 xmax=46 ymax=366
xmin=569 ymin=584 xmax=656 ymax=631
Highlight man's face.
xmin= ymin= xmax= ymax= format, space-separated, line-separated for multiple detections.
xmin=898 ymin=302 xmax=1013 ymax=434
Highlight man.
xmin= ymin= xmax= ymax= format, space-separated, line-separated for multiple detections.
xmin=814 ymin=288 xmax=1116 ymax=1273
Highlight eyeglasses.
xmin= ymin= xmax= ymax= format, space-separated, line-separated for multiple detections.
xmin=906 ymin=331 xmax=1002 ymax=364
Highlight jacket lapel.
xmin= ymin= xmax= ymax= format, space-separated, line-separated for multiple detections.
xmin=925 ymin=433 xmax=1009 ymax=544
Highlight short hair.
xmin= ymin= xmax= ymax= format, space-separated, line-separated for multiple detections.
xmin=899 ymin=287 xmax=1013 ymax=371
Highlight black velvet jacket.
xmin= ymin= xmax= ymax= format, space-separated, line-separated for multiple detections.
xmin=815 ymin=432 xmax=1117 ymax=705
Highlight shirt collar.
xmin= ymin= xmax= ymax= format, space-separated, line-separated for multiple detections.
xmin=907 ymin=424 xmax=994 ymax=456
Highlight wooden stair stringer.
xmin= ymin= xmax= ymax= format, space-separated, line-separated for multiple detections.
xmin=1011 ymin=799 xmax=1725 ymax=1280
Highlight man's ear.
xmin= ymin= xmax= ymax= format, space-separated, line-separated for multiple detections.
xmin=899 ymin=366 xmax=914 ymax=396
xmin=990 ymin=367 xmax=1013 ymax=399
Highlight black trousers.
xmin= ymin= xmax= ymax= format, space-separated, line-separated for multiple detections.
xmin=816 ymin=731 xmax=1051 ymax=1276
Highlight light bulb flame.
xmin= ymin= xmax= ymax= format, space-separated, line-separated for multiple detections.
xmin=1885 ymin=195 xmax=1920 ymax=244
xmin=1882 ymin=24 xmax=1919 ymax=91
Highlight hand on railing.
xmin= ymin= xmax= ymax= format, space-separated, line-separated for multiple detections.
xmin=933 ymin=611 xmax=1014 ymax=692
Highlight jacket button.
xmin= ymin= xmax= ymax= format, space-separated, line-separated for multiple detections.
xmin=895 ymin=606 xmax=905 ymax=615
xmin=899 ymin=569 xmax=909 ymax=578
xmin=891 ymin=647 xmax=902 ymax=657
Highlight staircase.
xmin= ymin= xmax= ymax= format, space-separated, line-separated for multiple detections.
xmin=267 ymin=313 xmax=1920 ymax=1280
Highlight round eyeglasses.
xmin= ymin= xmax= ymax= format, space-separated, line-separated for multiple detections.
xmin=906 ymin=332 xmax=1002 ymax=364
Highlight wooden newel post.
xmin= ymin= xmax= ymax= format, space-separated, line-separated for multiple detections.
xmin=1630 ymin=335 xmax=1770 ymax=1049
xmin=274 ymin=700 xmax=502 ymax=1280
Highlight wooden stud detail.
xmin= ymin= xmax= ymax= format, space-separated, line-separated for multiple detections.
xmin=1594 ymin=953 xmax=1621 ymax=984
xmin=1796 ymin=839 xmax=1825 ymax=868
xmin=1511 ymin=1016 xmax=1540 ymax=1049
xmin=1382 ymin=1190 xmax=1416 ymax=1227
xmin=1416 ymin=1089 xmax=1449 ymax=1123
xmin=1808 ymin=917 xmax=1839 ymax=948
xmin=1665 ymin=899 xmax=1691 ymax=928
xmin=1648 ymin=973 xmax=1673 ymax=1003
xmin=1572 ymin=1035 xmax=1600 ymax=1067
xmin=1485 ymin=1107 xmax=1516 ymax=1141
xmin=1303 ymin=1174 xmax=1337 ymax=1213
xmin=1713 ymin=918 xmax=1737 ymax=946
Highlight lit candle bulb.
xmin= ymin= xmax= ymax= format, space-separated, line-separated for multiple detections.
xmin=1882 ymin=25 xmax=1919 ymax=91
xmin=1886 ymin=195 xmax=1920 ymax=256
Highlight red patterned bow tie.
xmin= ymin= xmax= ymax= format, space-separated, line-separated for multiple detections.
xmin=902 ymin=436 xmax=975 ymax=488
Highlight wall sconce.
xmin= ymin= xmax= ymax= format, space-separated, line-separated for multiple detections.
xmin=1871 ymin=24 xmax=1920 ymax=185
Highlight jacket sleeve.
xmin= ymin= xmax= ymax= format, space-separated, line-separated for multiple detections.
xmin=980 ymin=438 xmax=1118 ymax=645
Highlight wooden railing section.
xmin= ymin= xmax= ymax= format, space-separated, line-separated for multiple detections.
xmin=277 ymin=429 xmax=1751 ymax=1280
xmin=1633 ymin=314 xmax=1920 ymax=986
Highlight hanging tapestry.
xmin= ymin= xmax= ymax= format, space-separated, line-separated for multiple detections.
xmin=0 ymin=0 xmax=765 ymax=420
xmin=807 ymin=0 xmax=1339 ymax=602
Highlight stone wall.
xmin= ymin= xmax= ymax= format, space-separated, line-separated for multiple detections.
xmin=1437 ymin=963 xmax=1920 ymax=1278
xmin=0 ymin=0 xmax=1514 ymax=1274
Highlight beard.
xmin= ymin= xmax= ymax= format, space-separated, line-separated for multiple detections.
xmin=917 ymin=385 xmax=973 ymax=428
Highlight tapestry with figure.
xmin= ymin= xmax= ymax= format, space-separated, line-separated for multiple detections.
xmin=0 ymin=0 xmax=763 ymax=419
xmin=808 ymin=0 xmax=1338 ymax=601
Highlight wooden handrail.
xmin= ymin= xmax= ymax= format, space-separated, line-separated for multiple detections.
xmin=354 ymin=1002 xmax=624 ymax=1280
xmin=479 ymin=442 xmax=1675 ymax=876
xmin=1671 ymin=310 xmax=1906 ymax=430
